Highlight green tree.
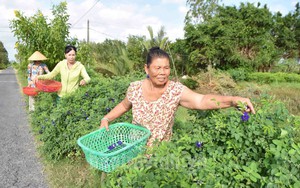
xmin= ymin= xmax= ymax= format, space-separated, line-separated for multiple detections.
xmin=185 ymin=2 xmax=277 ymax=71
xmin=273 ymin=13 xmax=297 ymax=59
xmin=273 ymin=2 xmax=300 ymax=59
xmin=126 ymin=35 xmax=146 ymax=72
xmin=295 ymin=3 xmax=300 ymax=58
xmin=10 ymin=2 xmax=73 ymax=70
xmin=170 ymin=39 xmax=192 ymax=75
xmin=186 ymin=0 xmax=221 ymax=24
xmin=76 ymin=41 xmax=94 ymax=68
xmin=0 ymin=41 xmax=9 ymax=69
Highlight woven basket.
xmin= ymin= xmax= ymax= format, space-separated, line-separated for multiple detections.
xmin=36 ymin=80 xmax=61 ymax=92
xmin=77 ymin=122 xmax=151 ymax=172
xmin=23 ymin=87 xmax=39 ymax=96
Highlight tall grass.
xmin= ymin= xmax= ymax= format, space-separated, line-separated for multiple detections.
xmin=44 ymin=159 xmax=103 ymax=188
xmin=264 ymin=82 xmax=300 ymax=116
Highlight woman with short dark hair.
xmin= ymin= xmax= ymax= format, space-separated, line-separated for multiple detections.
xmin=35 ymin=45 xmax=91 ymax=98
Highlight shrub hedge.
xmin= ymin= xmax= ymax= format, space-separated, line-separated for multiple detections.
xmin=31 ymin=72 xmax=144 ymax=160
xmin=30 ymin=72 xmax=300 ymax=187
xmin=104 ymin=95 xmax=300 ymax=187
xmin=247 ymin=72 xmax=300 ymax=83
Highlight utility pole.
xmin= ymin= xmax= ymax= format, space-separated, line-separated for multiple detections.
xmin=87 ymin=19 xmax=90 ymax=43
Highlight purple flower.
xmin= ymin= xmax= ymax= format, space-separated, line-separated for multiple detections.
xmin=117 ymin=141 xmax=123 ymax=145
xmin=108 ymin=143 xmax=116 ymax=150
xmin=241 ymin=112 xmax=250 ymax=121
xmin=195 ymin=141 xmax=203 ymax=148
xmin=108 ymin=145 xmax=114 ymax=150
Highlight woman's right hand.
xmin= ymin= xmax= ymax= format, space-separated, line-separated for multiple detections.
xmin=33 ymin=76 xmax=39 ymax=84
xmin=100 ymin=118 xmax=110 ymax=131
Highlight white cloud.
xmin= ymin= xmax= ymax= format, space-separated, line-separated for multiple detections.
xmin=268 ymin=4 xmax=289 ymax=15
xmin=161 ymin=0 xmax=186 ymax=4
xmin=166 ymin=26 xmax=185 ymax=41
xmin=179 ymin=5 xmax=188 ymax=14
xmin=68 ymin=1 xmax=164 ymax=42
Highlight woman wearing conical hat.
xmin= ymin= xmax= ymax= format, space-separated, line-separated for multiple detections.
xmin=27 ymin=51 xmax=50 ymax=111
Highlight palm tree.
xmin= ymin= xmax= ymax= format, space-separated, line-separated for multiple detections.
xmin=94 ymin=41 xmax=135 ymax=76
xmin=143 ymin=26 xmax=169 ymax=50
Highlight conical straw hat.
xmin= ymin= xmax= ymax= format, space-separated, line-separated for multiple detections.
xmin=28 ymin=51 xmax=48 ymax=61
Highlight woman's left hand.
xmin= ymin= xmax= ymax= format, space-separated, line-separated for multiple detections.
xmin=79 ymin=79 xmax=86 ymax=86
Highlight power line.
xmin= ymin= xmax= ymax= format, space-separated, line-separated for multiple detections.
xmin=89 ymin=27 xmax=122 ymax=40
xmin=71 ymin=0 xmax=100 ymax=27
xmin=71 ymin=26 xmax=117 ymax=39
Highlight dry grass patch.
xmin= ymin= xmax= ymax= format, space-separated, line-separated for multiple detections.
xmin=44 ymin=159 xmax=103 ymax=188
xmin=265 ymin=83 xmax=300 ymax=116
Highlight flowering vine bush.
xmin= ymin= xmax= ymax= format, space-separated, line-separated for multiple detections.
xmin=30 ymin=72 xmax=143 ymax=160
xmin=29 ymin=72 xmax=300 ymax=186
xmin=104 ymin=95 xmax=300 ymax=187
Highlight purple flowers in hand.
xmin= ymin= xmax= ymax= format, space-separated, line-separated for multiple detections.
xmin=241 ymin=112 xmax=250 ymax=122
xmin=195 ymin=141 xmax=203 ymax=148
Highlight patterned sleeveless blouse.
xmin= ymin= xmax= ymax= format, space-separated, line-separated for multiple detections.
xmin=27 ymin=63 xmax=49 ymax=87
xmin=127 ymin=80 xmax=185 ymax=146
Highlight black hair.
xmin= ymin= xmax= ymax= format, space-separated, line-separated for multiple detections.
xmin=146 ymin=47 xmax=170 ymax=67
xmin=65 ymin=45 xmax=77 ymax=54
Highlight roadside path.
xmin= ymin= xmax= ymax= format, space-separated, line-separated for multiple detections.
xmin=0 ymin=67 xmax=48 ymax=188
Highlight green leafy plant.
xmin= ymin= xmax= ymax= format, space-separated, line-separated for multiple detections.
xmin=31 ymin=72 xmax=143 ymax=160
xmin=180 ymin=78 xmax=199 ymax=90
xmin=104 ymin=95 xmax=300 ymax=187
xmin=228 ymin=68 xmax=250 ymax=81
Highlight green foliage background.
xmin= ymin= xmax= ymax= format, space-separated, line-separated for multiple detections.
xmin=0 ymin=41 xmax=9 ymax=69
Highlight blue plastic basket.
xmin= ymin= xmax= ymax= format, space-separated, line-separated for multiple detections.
xmin=77 ymin=122 xmax=151 ymax=172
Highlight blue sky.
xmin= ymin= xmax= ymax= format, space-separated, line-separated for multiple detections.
xmin=0 ymin=0 xmax=298 ymax=61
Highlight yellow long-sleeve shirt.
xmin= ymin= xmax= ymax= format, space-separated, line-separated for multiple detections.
xmin=38 ymin=60 xmax=91 ymax=97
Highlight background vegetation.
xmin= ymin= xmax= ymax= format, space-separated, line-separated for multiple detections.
xmin=6 ymin=0 xmax=300 ymax=187
xmin=0 ymin=41 xmax=9 ymax=69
